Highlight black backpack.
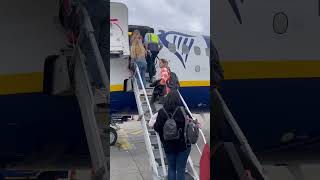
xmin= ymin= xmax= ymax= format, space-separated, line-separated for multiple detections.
xmin=162 ymin=107 xmax=181 ymax=141
xmin=163 ymin=106 xmax=199 ymax=145
xmin=166 ymin=71 xmax=180 ymax=90
xmin=180 ymin=107 xmax=200 ymax=144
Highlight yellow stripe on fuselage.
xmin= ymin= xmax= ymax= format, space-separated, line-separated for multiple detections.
xmin=110 ymin=80 xmax=210 ymax=92
xmin=222 ymin=60 xmax=320 ymax=80
xmin=2 ymin=60 xmax=320 ymax=94
xmin=0 ymin=72 xmax=43 ymax=95
xmin=110 ymin=84 xmax=124 ymax=92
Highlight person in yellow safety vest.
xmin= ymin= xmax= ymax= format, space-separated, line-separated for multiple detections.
xmin=144 ymin=29 xmax=163 ymax=83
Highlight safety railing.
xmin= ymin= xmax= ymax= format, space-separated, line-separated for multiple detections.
xmin=66 ymin=4 xmax=109 ymax=179
xmin=72 ymin=45 xmax=109 ymax=179
xmin=214 ymin=88 xmax=268 ymax=180
xmin=178 ymin=91 xmax=207 ymax=153
xmin=177 ymin=91 xmax=205 ymax=180
xmin=132 ymin=63 xmax=165 ymax=178
xmin=76 ymin=4 xmax=110 ymax=100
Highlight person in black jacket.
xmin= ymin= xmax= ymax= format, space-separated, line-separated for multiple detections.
xmin=154 ymin=90 xmax=191 ymax=180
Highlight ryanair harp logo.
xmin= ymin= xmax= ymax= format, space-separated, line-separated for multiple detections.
xmin=158 ymin=30 xmax=195 ymax=69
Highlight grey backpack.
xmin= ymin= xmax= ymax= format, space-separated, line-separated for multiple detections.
xmin=163 ymin=107 xmax=181 ymax=141
xmin=181 ymin=108 xmax=200 ymax=144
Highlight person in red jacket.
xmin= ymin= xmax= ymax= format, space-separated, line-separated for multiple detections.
xmin=149 ymin=58 xmax=171 ymax=111
xmin=159 ymin=59 xmax=171 ymax=95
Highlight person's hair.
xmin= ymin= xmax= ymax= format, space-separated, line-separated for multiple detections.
xmin=159 ymin=59 xmax=169 ymax=68
xmin=134 ymin=29 xmax=140 ymax=34
xmin=163 ymin=90 xmax=182 ymax=112
xmin=131 ymin=38 xmax=146 ymax=59
xmin=130 ymin=30 xmax=140 ymax=42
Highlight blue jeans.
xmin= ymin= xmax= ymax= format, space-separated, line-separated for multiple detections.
xmin=165 ymin=147 xmax=191 ymax=180
xmin=135 ymin=59 xmax=147 ymax=89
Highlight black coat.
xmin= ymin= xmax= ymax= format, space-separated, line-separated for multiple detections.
xmin=154 ymin=107 xmax=191 ymax=153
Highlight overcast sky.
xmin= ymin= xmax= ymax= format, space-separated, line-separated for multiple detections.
xmin=111 ymin=0 xmax=210 ymax=34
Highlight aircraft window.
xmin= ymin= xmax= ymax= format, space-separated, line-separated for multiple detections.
xmin=273 ymin=12 xmax=288 ymax=34
xmin=168 ymin=43 xmax=176 ymax=53
xmin=205 ymin=48 xmax=210 ymax=57
xmin=182 ymin=44 xmax=190 ymax=54
xmin=195 ymin=65 xmax=200 ymax=72
xmin=194 ymin=46 xmax=201 ymax=55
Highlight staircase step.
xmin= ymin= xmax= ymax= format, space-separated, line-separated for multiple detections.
xmin=142 ymin=106 xmax=151 ymax=113
xmin=93 ymin=92 xmax=107 ymax=105
xmin=153 ymin=148 xmax=166 ymax=160
xmin=141 ymin=93 xmax=152 ymax=97
xmin=94 ymin=104 xmax=108 ymax=113
xmin=141 ymin=101 xmax=150 ymax=106
xmin=157 ymin=165 xmax=168 ymax=177
xmin=155 ymin=157 xmax=168 ymax=166
xmin=185 ymin=172 xmax=195 ymax=180
xmin=152 ymin=143 xmax=159 ymax=150
xmin=139 ymin=88 xmax=153 ymax=96
xmin=149 ymin=135 xmax=158 ymax=145
xmin=140 ymin=96 xmax=152 ymax=102
xmin=148 ymin=129 xmax=156 ymax=136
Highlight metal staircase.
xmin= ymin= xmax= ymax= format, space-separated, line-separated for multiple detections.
xmin=131 ymin=64 xmax=206 ymax=180
xmin=213 ymin=88 xmax=268 ymax=180
xmin=72 ymin=5 xmax=110 ymax=180
xmin=51 ymin=5 xmax=110 ymax=180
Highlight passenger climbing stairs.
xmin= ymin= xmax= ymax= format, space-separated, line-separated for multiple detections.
xmin=131 ymin=64 xmax=206 ymax=180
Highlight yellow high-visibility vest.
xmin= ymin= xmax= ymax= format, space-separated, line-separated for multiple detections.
xmin=146 ymin=33 xmax=159 ymax=44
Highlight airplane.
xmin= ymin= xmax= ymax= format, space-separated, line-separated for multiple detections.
xmin=110 ymin=25 xmax=211 ymax=116
xmin=212 ymin=0 xmax=320 ymax=177
xmin=108 ymin=1 xmax=210 ymax=119
xmin=0 ymin=0 xmax=210 ymax=178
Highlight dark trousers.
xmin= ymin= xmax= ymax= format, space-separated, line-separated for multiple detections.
xmin=80 ymin=16 xmax=109 ymax=88
xmin=150 ymin=83 xmax=165 ymax=112
xmin=165 ymin=147 xmax=191 ymax=180
xmin=146 ymin=51 xmax=158 ymax=81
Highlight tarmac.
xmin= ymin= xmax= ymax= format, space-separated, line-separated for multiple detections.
xmin=110 ymin=113 xmax=210 ymax=180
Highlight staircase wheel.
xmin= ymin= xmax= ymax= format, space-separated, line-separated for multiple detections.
xmin=109 ymin=127 xmax=118 ymax=146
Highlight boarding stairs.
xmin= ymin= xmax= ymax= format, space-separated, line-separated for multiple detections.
xmin=51 ymin=5 xmax=110 ymax=180
xmin=212 ymin=88 xmax=269 ymax=180
xmin=131 ymin=65 xmax=207 ymax=180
